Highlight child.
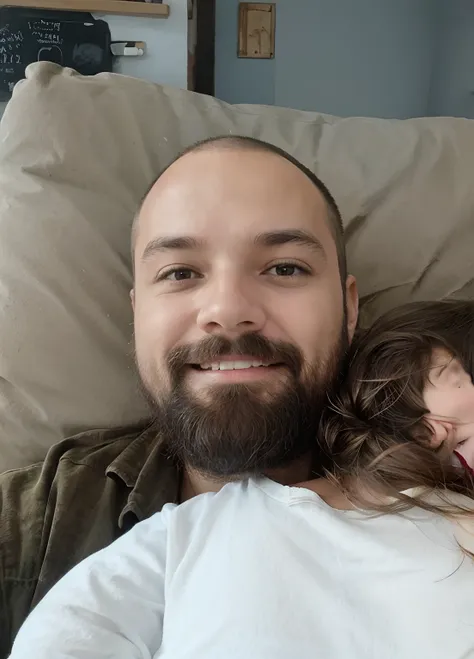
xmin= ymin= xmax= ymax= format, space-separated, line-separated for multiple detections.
xmin=316 ymin=298 xmax=474 ymax=512
xmin=10 ymin=300 xmax=474 ymax=659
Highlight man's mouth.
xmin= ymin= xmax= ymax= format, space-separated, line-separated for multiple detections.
xmin=192 ymin=360 xmax=281 ymax=371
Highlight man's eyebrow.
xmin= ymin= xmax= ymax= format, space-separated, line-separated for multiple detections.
xmin=141 ymin=230 xmax=326 ymax=261
xmin=254 ymin=230 xmax=326 ymax=257
xmin=141 ymin=236 xmax=202 ymax=261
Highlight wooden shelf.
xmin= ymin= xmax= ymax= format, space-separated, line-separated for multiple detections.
xmin=0 ymin=0 xmax=170 ymax=17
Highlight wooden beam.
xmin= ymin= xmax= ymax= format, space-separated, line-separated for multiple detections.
xmin=195 ymin=0 xmax=215 ymax=96
xmin=0 ymin=0 xmax=170 ymax=17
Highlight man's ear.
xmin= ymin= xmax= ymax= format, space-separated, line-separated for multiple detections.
xmin=345 ymin=275 xmax=359 ymax=342
xmin=130 ymin=289 xmax=135 ymax=311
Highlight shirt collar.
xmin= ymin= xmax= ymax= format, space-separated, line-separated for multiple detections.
xmin=105 ymin=422 xmax=181 ymax=528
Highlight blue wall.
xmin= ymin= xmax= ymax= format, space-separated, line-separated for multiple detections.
xmin=429 ymin=0 xmax=474 ymax=118
xmin=274 ymin=0 xmax=437 ymax=118
xmin=215 ymin=0 xmax=439 ymax=118
xmin=214 ymin=0 xmax=275 ymax=105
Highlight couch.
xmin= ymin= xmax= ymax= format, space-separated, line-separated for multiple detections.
xmin=0 ymin=62 xmax=473 ymax=471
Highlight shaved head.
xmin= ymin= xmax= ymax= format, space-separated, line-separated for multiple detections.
xmin=132 ymin=136 xmax=346 ymax=282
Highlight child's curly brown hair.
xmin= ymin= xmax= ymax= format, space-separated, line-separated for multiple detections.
xmin=320 ymin=300 xmax=474 ymax=521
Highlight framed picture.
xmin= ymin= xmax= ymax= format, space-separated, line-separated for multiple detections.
xmin=238 ymin=3 xmax=275 ymax=59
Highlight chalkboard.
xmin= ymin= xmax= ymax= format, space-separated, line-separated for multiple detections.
xmin=0 ymin=7 xmax=112 ymax=100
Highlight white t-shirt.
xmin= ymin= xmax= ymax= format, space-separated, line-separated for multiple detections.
xmin=10 ymin=478 xmax=474 ymax=659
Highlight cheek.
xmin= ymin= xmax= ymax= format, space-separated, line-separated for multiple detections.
xmin=424 ymin=387 xmax=472 ymax=420
xmin=452 ymin=390 xmax=474 ymax=422
xmin=134 ymin=294 xmax=187 ymax=368
xmin=274 ymin=283 xmax=345 ymax=360
xmin=423 ymin=388 xmax=448 ymax=417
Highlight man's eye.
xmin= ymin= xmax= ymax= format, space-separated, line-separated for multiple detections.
xmin=158 ymin=268 xmax=199 ymax=282
xmin=266 ymin=263 xmax=309 ymax=277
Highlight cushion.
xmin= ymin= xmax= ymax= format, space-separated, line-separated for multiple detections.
xmin=0 ymin=61 xmax=473 ymax=471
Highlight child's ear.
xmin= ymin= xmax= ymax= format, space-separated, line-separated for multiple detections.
xmin=425 ymin=416 xmax=455 ymax=449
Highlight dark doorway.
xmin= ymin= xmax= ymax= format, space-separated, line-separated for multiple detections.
xmin=194 ymin=0 xmax=216 ymax=96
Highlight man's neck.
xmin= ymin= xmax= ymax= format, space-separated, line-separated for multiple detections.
xmin=180 ymin=455 xmax=312 ymax=502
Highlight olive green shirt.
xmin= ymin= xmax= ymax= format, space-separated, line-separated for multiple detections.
xmin=0 ymin=422 xmax=179 ymax=659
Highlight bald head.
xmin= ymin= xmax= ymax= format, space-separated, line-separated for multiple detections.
xmin=132 ymin=136 xmax=346 ymax=282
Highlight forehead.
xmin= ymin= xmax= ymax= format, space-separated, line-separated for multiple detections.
xmin=135 ymin=148 xmax=336 ymax=256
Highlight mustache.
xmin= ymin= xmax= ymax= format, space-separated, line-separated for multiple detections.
xmin=167 ymin=333 xmax=303 ymax=376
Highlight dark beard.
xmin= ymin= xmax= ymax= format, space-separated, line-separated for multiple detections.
xmin=143 ymin=331 xmax=348 ymax=478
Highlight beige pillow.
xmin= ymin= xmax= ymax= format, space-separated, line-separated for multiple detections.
xmin=0 ymin=61 xmax=473 ymax=471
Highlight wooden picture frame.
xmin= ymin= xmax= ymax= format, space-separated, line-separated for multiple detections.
xmin=238 ymin=2 xmax=275 ymax=59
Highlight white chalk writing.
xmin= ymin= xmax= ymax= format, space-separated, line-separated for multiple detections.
xmin=32 ymin=31 xmax=63 ymax=44
xmin=28 ymin=20 xmax=61 ymax=32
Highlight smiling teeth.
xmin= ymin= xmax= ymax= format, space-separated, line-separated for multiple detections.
xmin=200 ymin=361 xmax=267 ymax=371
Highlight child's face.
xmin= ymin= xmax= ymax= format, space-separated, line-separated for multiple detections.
xmin=423 ymin=348 xmax=474 ymax=470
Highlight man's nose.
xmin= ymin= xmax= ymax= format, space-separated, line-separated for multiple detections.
xmin=195 ymin=275 xmax=266 ymax=335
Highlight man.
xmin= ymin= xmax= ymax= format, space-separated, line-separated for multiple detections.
xmin=0 ymin=136 xmax=358 ymax=656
